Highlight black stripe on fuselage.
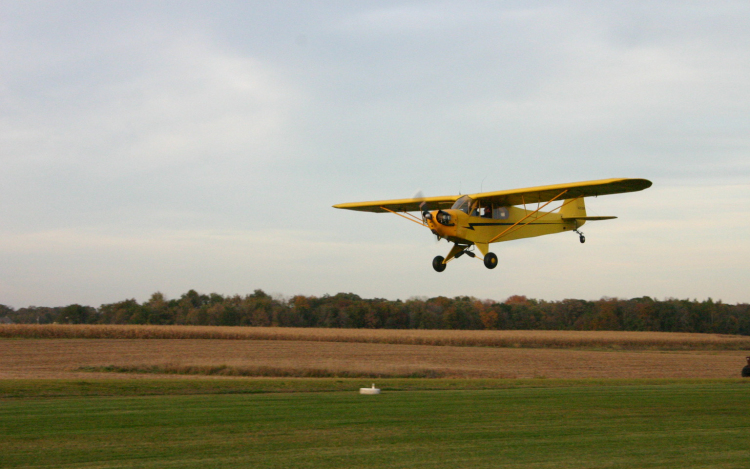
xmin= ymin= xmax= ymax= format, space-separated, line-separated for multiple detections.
xmin=465 ymin=222 xmax=563 ymax=230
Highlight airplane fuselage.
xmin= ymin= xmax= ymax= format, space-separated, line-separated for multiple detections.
xmin=426 ymin=206 xmax=582 ymax=252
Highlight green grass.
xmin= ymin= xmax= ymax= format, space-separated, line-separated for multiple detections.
xmin=2 ymin=378 xmax=746 ymax=398
xmin=1 ymin=381 xmax=749 ymax=468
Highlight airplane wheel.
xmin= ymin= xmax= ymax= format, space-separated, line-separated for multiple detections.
xmin=484 ymin=252 xmax=498 ymax=269
xmin=432 ymin=256 xmax=447 ymax=272
xmin=579 ymin=235 xmax=586 ymax=244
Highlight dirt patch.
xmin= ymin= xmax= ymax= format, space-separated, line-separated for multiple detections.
xmin=1 ymin=339 xmax=747 ymax=379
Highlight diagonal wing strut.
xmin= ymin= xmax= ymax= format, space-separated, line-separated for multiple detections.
xmin=487 ymin=190 xmax=569 ymax=243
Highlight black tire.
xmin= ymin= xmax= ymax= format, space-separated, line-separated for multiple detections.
xmin=580 ymin=235 xmax=586 ymax=244
xmin=484 ymin=252 xmax=498 ymax=269
xmin=432 ymin=256 xmax=447 ymax=272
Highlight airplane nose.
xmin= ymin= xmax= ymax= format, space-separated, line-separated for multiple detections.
xmin=436 ymin=210 xmax=452 ymax=226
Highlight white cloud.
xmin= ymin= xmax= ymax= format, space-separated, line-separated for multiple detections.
xmin=1 ymin=2 xmax=749 ymax=306
xmin=3 ymin=39 xmax=298 ymax=172
xmin=0 ymin=226 xmax=421 ymax=307
xmin=338 ymin=3 xmax=474 ymax=33
xmin=1 ymin=25 xmax=304 ymax=233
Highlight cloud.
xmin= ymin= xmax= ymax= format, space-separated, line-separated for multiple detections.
xmin=301 ymin=2 xmax=750 ymax=193
xmin=338 ymin=3 xmax=479 ymax=33
xmin=1 ymin=2 xmax=749 ymax=306
xmin=4 ymin=38 xmax=298 ymax=167
xmin=1 ymin=25 xmax=302 ymax=231
xmin=0 ymin=225 xmax=423 ymax=307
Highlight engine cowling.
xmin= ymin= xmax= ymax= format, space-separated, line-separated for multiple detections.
xmin=436 ymin=210 xmax=453 ymax=226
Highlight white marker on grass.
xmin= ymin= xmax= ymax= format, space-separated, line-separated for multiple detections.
xmin=359 ymin=383 xmax=380 ymax=395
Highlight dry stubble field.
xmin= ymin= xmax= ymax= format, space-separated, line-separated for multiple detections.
xmin=1 ymin=325 xmax=748 ymax=379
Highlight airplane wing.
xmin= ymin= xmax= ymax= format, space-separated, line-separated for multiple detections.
xmin=334 ymin=178 xmax=651 ymax=213
xmin=333 ymin=195 xmax=459 ymax=213
xmin=468 ymin=178 xmax=652 ymax=207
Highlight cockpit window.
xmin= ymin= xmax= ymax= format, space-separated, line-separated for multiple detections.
xmin=493 ymin=207 xmax=510 ymax=219
xmin=451 ymin=195 xmax=473 ymax=214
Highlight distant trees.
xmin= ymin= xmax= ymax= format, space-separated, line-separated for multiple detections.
xmin=1 ymin=290 xmax=749 ymax=335
xmin=2 ymin=306 xmax=64 ymax=325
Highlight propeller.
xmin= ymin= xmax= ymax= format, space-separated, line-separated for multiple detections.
xmin=412 ymin=190 xmax=439 ymax=241
xmin=412 ymin=190 xmax=424 ymax=203
xmin=412 ymin=190 xmax=431 ymax=221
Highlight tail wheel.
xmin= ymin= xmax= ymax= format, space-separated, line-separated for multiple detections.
xmin=484 ymin=252 xmax=498 ymax=269
xmin=432 ymin=256 xmax=447 ymax=272
xmin=579 ymin=235 xmax=586 ymax=244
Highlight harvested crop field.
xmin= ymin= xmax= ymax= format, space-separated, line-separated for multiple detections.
xmin=2 ymin=324 xmax=750 ymax=350
xmin=1 ymin=338 xmax=748 ymax=379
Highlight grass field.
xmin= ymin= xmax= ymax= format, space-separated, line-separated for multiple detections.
xmin=2 ymin=377 xmax=742 ymax=398
xmin=2 ymin=380 xmax=749 ymax=468
xmin=2 ymin=327 xmax=749 ymax=467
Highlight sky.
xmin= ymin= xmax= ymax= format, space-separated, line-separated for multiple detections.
xmin=1 ymin=1 xmax=749 ymax=308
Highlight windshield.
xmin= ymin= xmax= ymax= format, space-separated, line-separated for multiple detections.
xmin=451 ymin=195 xmax=473 ymax=214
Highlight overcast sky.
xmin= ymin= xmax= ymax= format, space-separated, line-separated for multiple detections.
xmin=2 ymin=1 xmax=749 ymax=308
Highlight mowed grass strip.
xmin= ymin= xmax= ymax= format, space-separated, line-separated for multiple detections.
xmin=1 ymin=378 xmax=746 ymax=399
xmin=1 ymin=383 xmax=749 ymax=468
xmin=3 ymin=324 xmax=750 ymax=350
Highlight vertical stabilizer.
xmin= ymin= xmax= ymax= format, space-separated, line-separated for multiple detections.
xmin=560 ymin=197 xmax=586 ymax=219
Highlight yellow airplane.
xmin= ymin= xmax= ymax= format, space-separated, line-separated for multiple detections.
xmin=334 ymin=178 xmax=652 ymax=272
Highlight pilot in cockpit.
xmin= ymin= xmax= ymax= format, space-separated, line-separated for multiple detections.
xmin=472 ymin=205 xmax=493 ymax=218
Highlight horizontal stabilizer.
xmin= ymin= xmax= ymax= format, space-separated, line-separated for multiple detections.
xmin=561 ymin=216 xmax=617 ymax=221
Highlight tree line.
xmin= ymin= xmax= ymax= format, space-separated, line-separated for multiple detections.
xmin=2 ymin=290 xmax=749 ymax=335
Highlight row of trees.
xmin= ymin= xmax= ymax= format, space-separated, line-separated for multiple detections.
xmin=2 ymin=290 xmax=749 ymax=335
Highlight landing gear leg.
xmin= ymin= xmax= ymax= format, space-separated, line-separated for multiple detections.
xmin=574 ymin=229 xmax=585 ymax=244
xmin=433 ymin=244 xmax=468 ymax=272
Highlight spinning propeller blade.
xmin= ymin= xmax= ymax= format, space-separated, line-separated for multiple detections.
xmin=412 ymin=190 xmax=431 ymax=219
xmin=412 ymin=190 xmax=438 ymax=241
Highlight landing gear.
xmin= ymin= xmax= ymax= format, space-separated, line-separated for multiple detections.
xmin=432 ymin=255 xmax=447 ymax=272
xmin=433 ymin=244 xmax=496 ymax=271
xmin=483 ymin=252 xmax=498 ymax=269
xmin=574 ymin=229 xmax=585 ymax=244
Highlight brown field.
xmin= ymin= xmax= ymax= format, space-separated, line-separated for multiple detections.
xmin=2 ymin=324 xmax=750 ymax=350
xmin=1 ymin=338 xmax=748 ymax=380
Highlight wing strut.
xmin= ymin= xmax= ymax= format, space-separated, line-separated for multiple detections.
xmin=488 ymin=190 xmax=569 ymax=243
xmin=380 ymin=206 xmax=427 ymax=227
